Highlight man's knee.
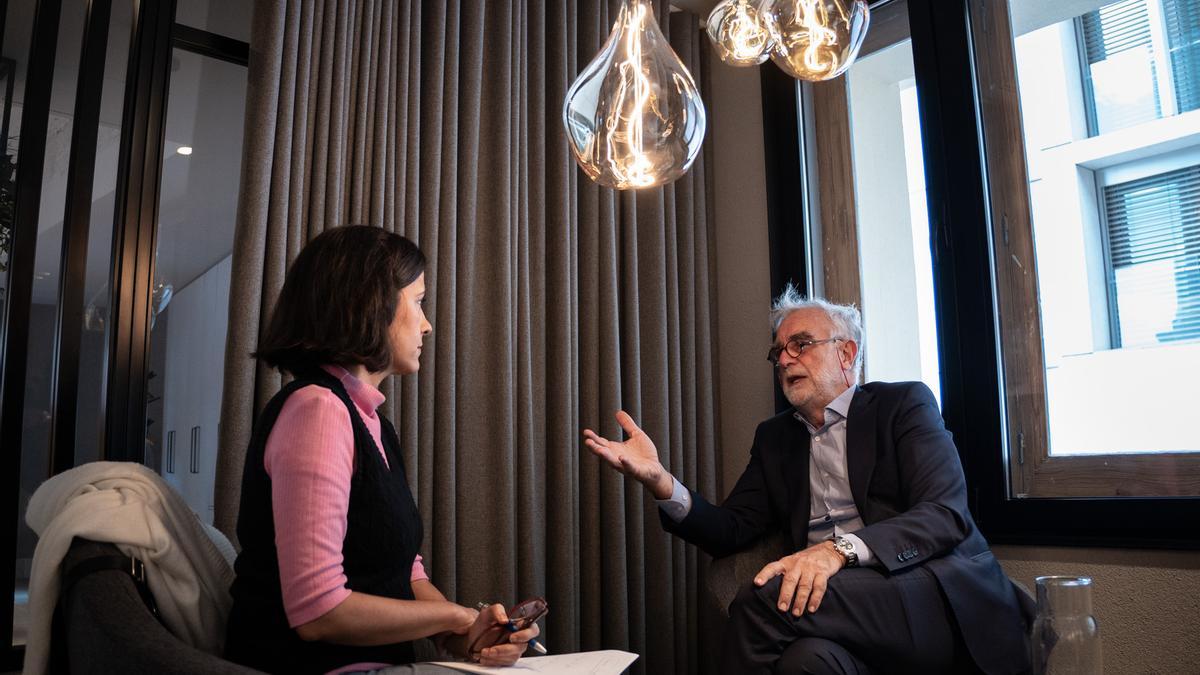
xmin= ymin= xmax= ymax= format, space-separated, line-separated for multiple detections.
xmin=730 ymin=576 xmax=783 ymax=619
xmin=775 ymin=637 xmax=868 ymax=675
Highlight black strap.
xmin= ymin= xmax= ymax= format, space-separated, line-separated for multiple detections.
xmin=62 ymin=553 xmax=161 ymax=620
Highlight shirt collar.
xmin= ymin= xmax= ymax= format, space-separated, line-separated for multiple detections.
xmin=321 ymin=364 xmax=386 ymax=416
xmin=825 ymin=384 xmax=857 ymax=421
xmin=793 ymin=384 xmax=858 ymax=432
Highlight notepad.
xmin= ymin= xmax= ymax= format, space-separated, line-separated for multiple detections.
xmin=430 ymin=649 xmax=638 ymax=674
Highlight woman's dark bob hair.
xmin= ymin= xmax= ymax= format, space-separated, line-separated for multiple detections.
xmin=255 ymin=225 xmax=426 ymax=375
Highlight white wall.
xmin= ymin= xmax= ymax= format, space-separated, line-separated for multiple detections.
xmin=161 ymin=254 xmax=232 ymax=523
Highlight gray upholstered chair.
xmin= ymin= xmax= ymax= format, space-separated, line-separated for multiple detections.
xmin=53 ymin=537 xmax=442 ymax=673
xmin=52 ymin=537 xmax=262 ymax=675
xmin=706 ymin=529 xmax=792 ymax=617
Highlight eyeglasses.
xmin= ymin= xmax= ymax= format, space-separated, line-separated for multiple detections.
xmin=766 ymin=337 xmax=844 ymax=365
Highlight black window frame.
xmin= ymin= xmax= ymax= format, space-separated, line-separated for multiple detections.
xmin=761 ymin=0 xmax=1200 ymax=551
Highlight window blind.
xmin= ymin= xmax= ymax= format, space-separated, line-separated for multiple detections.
xmin=1082 ymin=0 xmax=1154 ymax=63
xmin=1080 ymin=0 xmax=1162 ymax=134
xmin=1163 ymin=0 xmax=1200 ymax=113
xmin=1105 ymin=164 xmax=1200 ymax=345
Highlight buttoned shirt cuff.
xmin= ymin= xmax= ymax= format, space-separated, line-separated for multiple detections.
xmin=656 ymin=476 xmax=692 ymax=522
xmin=841 ymin=532 xmax=875 ymax=566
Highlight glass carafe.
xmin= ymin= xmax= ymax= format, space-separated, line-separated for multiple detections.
xmin=1032 ymin=575 xmax=1102 ymax=675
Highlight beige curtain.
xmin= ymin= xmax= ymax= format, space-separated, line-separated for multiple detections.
xmin=216 ymin=1 xmax=723 ymax=672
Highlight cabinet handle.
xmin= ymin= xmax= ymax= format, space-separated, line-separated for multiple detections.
xmin=166 ymin=430 xmax=175 ymax=473
xmin=190 ymin=425 xmax=201 ymax=474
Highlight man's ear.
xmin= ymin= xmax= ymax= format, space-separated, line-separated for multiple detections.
xmin=841 ymin=340 xmax=858 ymax=370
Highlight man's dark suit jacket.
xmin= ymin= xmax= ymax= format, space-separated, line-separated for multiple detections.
xmin=663 ymin=381 xmax=1031 ymax=675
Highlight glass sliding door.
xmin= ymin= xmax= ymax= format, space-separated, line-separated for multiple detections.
xmin=0 ymin=0 xmax=248 ymax=662
xmin=149 ymin=47 xmax=246 ymax=522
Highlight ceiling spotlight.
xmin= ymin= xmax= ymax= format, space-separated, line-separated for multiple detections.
xmin=176 ymin=146 xmax=193 ymax=156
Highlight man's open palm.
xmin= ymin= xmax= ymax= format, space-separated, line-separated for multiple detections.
xmin=582 ymin=411 xmax=673 ymax=499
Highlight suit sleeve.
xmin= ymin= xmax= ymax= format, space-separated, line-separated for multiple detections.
xmin=658 ymin=425 xmax=777 ymax=559
xmin=853 ymin=382 xmax=974 ymax=573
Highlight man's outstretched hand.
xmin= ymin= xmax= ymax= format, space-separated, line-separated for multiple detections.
xmin=753 ymin=541 xmax=846 ymax=617
xmin=582 ymin=411 xmax=674 ymax=499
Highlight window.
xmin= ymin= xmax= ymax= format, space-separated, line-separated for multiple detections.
xmin=959 ymin=0 xmax=1200 ymax=522
xmin=846 ymin=38 xmax=942 ymax=402
xmin=1078 ymin=0 xmax=1200 ymax=135
xmin=1102 ymin=160 xmax=1200 ymax=348
xmin=1165 ymin=0 xmax=1200 ymax=112
xmin=761 ymin=0 xmax=1200 ymax=545
xmin=1000 ymin=0 xmax=1200 ymax=483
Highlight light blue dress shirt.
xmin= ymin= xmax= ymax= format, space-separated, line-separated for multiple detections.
xmin=658 ymin=384 xmax=875 ymax=565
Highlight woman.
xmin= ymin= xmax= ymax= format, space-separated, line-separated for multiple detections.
xmin=225 ymin=226 xmax=537 ymax=674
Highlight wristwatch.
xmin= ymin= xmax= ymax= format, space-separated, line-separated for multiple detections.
xmin=832 ymin=536 xmax=859 ymax=568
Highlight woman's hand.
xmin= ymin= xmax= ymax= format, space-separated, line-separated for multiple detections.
xmin=466 ymin=603 xmax=541 ymax=667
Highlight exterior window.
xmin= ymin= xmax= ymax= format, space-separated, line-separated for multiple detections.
xmin=1102 ymin=161 xmax=1200 ymax=347
xmin=1078 ymin=0 xmax=1200 ymax=135
xmin=978 ymin=0 xmax=1200 ymax=494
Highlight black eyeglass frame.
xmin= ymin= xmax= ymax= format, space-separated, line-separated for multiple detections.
xmin=766 ymin=336 xmax=846 ymax=364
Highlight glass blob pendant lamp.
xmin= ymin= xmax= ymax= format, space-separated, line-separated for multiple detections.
xmin=562 ymin=0 xmax=707 ymax=190
xmin=760 ymin=0 xmax=870 ymax=81
xmin=707 ymin=0 xmax=775 ymax=66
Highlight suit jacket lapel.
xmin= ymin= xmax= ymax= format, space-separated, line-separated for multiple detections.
xmin=782 ymin=415 xmax=812 ymax=548
xmin=846 ymin=387 xmax=877 ymax=521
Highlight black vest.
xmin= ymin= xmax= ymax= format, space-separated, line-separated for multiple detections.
xmin=225 ymin=368 xmax=424 ymax=674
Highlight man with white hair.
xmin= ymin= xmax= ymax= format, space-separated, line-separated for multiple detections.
xmin=583 ymin=285 xmax=1030 ymax=674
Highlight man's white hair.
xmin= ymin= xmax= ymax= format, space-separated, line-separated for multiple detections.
xmin=769 ymin=283 xmax=864 ymax=378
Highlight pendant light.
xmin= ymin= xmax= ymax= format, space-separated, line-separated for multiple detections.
xmin=563 ymin=0 xmax=707 ymax=190
xmin=759 ymin=0 xmax=869 ymax=81
xmin=706 ymin=0 xmax=775 ymax=67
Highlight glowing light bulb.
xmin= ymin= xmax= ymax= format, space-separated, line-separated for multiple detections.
xmin=760 ymin=0 xmax=869 ymax=81
xmin=707 ymin=0 xmax=775 ymax=66
xmin=562 ymin=0 xmax=707 ymax=190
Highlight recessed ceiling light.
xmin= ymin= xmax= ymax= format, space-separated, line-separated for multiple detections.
xmin=177 ymin=146 xmax=193 ymax=156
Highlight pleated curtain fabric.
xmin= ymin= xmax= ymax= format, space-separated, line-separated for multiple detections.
xmin=215 ymin=1 xmax=723 ymax=672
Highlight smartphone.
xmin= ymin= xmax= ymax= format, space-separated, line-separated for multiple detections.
xmin=469 ymin=597 xmax=548 ymax=656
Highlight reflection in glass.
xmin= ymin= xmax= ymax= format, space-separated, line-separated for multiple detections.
xmin=175 ymin=0 xmax=252 ymax=42
xmin=74 ymin=0 xmax=134 ymax=467
xmin=11 ymin=0 xmax=88 ymax=648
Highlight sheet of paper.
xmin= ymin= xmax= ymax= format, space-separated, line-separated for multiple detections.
xmin=430 ymin=649 xmax=638 ymax=675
